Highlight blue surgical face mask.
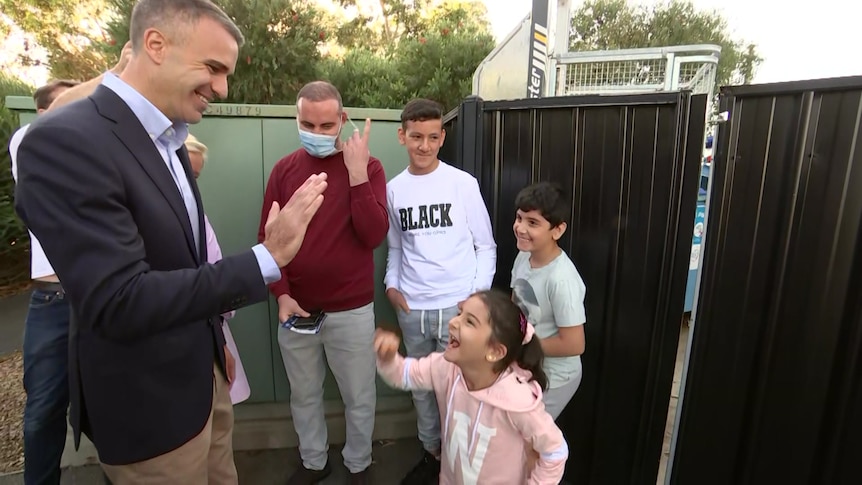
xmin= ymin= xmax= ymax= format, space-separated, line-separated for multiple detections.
xmin=298 ymin=121 xmax=341 ymax=158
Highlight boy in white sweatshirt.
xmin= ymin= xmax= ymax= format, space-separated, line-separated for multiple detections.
xmin=385 ymin=98 xmax=497 ymax=484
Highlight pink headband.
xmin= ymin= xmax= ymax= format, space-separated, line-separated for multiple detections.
xmin=519 ymin=312 xmax=535 ymax=345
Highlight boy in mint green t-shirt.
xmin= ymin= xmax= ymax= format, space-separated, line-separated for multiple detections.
xmin=510 ymin=182 xmax=587 ymax=419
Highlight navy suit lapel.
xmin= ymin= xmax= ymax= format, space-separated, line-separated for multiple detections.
xmin=91 ymin=86 xmax=199 ymax=262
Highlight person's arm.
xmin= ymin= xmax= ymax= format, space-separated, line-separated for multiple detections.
xmin=384 ymin=189 xmax=403 ymax=291
xmin=349 ymin=157 xmax=389 ymax=249
xmin=541 ymin=325 xmax=585 ymax=357
xmin=509 ymin=406 xmax=569 ymax=484
xmin=510 ymin=251 xmax=526 ymax=291
xmin=15 ymin=121 xmax=301 ymax=342
xmin=376 ymin=348 xmax=447 ymax=393
xmin=204 ymin=215 xmax=239 ymax=384
xmin=205 ymin=215 xmax=223 ymax=262
xmin=258 ymin=164 xmax=291 ymax=299
xmin=464 ymin=176 xmax=497 ymax=291
xmin=540 ymin=278 xmax=587 ymax=357
xmin=8 ymin=126 xmax=27 ymax=182
xmin=205 ymin=215 xmax=236 ymax=321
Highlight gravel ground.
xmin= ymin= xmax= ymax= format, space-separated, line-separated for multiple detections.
xmin=0 ymin=283 xmax=28 ymax=473
xmin=0 ymin=350 xmax=24 ymax=473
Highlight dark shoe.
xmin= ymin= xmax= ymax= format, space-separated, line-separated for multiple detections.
xmin=400 ymin=451 xmax=440 ymax=484
xmin=349 ymin=466 xmax=371 ymax=485
xmin=287 ymin=461 xmax=332 ymax=485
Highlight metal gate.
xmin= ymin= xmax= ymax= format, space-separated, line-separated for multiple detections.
xmin=669 ymin=76 xmax=862 ymax=484
xmin=442 ymin=92 xmax=707 ymax=483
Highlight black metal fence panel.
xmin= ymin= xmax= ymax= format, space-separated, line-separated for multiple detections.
xmin=445 ymin=93 xmax=706 ymax=483
xmin=670 ymin=77 xmax=862 ymax=485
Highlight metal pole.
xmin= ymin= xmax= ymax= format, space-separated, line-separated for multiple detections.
xmin=525 ymin=0 xmax=551 ymax=98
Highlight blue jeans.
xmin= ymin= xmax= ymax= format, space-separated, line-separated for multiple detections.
xmin=22 ymin=288 xmax=71 ymax=485
xmin=397 ymin=305 xmax=458 ymax=454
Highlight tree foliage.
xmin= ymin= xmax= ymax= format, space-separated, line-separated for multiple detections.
xmin=323 ymin=1 xmax=494 ymax=110
xmin=0 ymin=73 xmax=34 ymax=291
xmin=1 ymin=0 xmax=495 ymax=108
xmin=333 ymin=0 xmax=432 ymax=52
xmin=97 ymin=0 xmax=492 ymax=110
xmin=225 ymin=0 xmax=334 ymax=104
xmin=570 ymin=0 xmax=762 ymax=93
xmin=100 ymin=0 xmax=334 ymax=104
xmin=98 ymin=0 xmax=134 ymax=62
xmin=0 ymin=0 xmax=113 ymax=81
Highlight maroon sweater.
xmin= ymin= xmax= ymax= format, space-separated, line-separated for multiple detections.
xmin=258 ymin=149 xmax=388 ymax=312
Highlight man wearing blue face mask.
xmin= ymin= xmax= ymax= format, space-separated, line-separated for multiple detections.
xmin=257 ymin=81 xmax=388 ymax=484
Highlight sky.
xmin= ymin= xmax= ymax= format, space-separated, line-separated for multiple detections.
xmin=481 ymin=0 xmax=862 ymax=84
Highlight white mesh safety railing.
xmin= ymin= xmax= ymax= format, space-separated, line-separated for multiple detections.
xmin=677 ymin=61 xmax=717 ymax=95
xmin=553 ymin=45 xmax=720 ymax=97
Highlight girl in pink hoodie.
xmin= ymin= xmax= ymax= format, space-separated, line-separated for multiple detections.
xmin=375 ymin=289 xmax=568 ymax=484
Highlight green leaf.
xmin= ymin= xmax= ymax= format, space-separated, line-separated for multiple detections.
xmin=569 ymin=0 xmax=763 ymax=92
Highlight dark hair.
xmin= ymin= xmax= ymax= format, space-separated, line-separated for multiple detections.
xmin=515 ymin=182 xmax=569 ymax=228
xmin=400 ymin=98 xmax=443 ymax=129
xmin=296 ymin=81 xmax=343 ymax=111
xmin=474 ymin=289 xmax=548 ymax=390
xmin=33 ymin=79 xmax=80 ymax=110
xmin=129 ymin=0 xmax=244 ymax=51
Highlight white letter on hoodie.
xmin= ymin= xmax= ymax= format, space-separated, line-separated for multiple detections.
xmin=446 ymin=411 xmax=497 ymax=485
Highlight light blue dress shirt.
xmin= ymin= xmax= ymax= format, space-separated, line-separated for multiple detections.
xmin=100 ymin=73 xmax=280 ymax=284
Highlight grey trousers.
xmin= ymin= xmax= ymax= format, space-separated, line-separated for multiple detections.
xmin=278 ymin=303 xmax=377 ymax=473
xmin=543 ymin=369 xmax=582 ymax=420
xmin=397 ymin=305 xmax=459 ymax=453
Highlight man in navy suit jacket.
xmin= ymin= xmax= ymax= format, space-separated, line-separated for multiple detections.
xmin=14 ymin=0 xmax=336 ymax=482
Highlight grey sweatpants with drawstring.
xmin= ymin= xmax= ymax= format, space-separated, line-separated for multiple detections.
xmin=396 ymin=305 xmax=459 ymax=454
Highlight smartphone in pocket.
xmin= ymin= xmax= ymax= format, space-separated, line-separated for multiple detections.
xmin=281 ymin=310 xmax=326 ymax=335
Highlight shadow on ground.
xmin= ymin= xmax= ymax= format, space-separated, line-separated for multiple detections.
xmin=0 ymin=439 xmax=424 ymax=485
xmin=0 ymin=293 xmax=27 ymax=357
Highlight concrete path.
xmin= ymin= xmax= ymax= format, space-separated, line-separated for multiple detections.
xmin=0 ymin=439 xmax=425 ymax=485
xmin=0 ymin=293 xmax=28 ymax=357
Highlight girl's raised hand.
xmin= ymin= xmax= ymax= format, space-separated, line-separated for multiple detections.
xmin=374 ymin=328 xmax=400 ymax=362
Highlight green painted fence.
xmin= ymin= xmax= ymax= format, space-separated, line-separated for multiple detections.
xmin=7 ymin=97 xmax=409 ymax=406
